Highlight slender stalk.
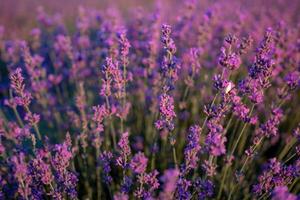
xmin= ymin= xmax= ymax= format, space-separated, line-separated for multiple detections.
xmin=224 ymin=115 xmax=233 ymax=135
xmin=240 ymin=137 xmax=264 ymax=173
xmin=289 ymin=178 xmax=299 ymax=191
xmin=283 ymin=153 xmax=296 ymax=164
xmin=172 ymin=145 xmax=178 ymax=169
xmin=105 ymin=96 xmax=117 ymax=149
xmin=96 ymin=147 xmax=102 ymax=200
xmin=12 ymin=107 xmax=25 ymax=128
xmin=20 ymin=180 xmax=29 ymax=200
xmin=230 ymin=105 xmax=255 ymax=156
xmin=24 ymin=106 xmax=42 ymax=140
xmin=9 ymin=90 xmax=25 ymax=127
xmin=217 ymin=165 xmax=229 ymax=199
xmin=200 ymin=93 xmax=219 ymax=132
xmin=278 ymin=138 xmax=297 ymax=160
xmin=219 ymin=105 xmax=255 ymax=198
xmin=120 ymin=54 xmax=127 ymax=134
xmin=200 ymin=69 xmax=225 ymax=135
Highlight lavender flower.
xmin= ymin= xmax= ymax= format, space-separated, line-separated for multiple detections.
xmin=183 ymin=125 xmax=201 ymax=171
xmin=92 ymin=105 xmax=109 ymax=133
xmin=155 ymin=93 xmax=176 ymax=131
xmin=219 ymin=47 xmax=241 ymax=70
xmin=10 ymin=68 xmax=25 ymax=96
xmin=253 ymin=158 xmax=296 ymax=196
xmin=256 ymin=108 xmax=283 ymax=138
xmin=99 ymin=151 xmax=113 ymax=184
xmin=159 ymin=169 xmax=180 ymax=199
xmin=160 ymin=24 xmax=180 ymax=91
xmin=130 ymin=152 xmax=148 ymax=174
xmin=24 ymin=112 xmax=40 ymax=126
xmin=117 ymin=132 xmax=131 ymax=169
xmin=205 ymin=120 xmax=226 ymax=156
xmin=272 ymin=186 xmax=298 ymax=200
xmin=0 ymin=2 xmax=300 ymax=199
xmin=11 ymin=152 xmax=32 ymax=199
xmin=52 ymin=134 xmax=78 ymax=199
xmin=134 ymin=170 xmax=159 ymax=199
xmin=176 ymin=177 xmax=192 ymax=200
xmin=194 ymin=178 xmax=214 ymax=199
xmin=117 ymin=29 xmax=131 ymax=66
xmin=114 ymin=192 xmax=129 ymax=200
xmin=284 ymin=71 xmax=300 ymax=90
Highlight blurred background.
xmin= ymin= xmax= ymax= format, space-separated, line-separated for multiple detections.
xmin=0 ymin=0 xmax=158 ymax=38
xmin=1 ymin=0 xmax=299 ymax=39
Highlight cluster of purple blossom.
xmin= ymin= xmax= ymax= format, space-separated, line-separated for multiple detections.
xmin=0 ymin=0 xmax=300 ymax=199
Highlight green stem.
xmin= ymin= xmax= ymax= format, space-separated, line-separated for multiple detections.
xmin=217 ymin=165 xmax=229 ymax=199
xmin=240 ymin=137 xmax=264 ymax=173
xmin=96 ymin=147 xmax=102 ymax=200
xmin=230 ymin=105 xmax=255 ymax=156
xmin=105 ymin=96 xmax=117 ymax=149
xmin=13 ymin=107 xmax=25 ymax=128
xmin=278 ymin=138 xmax=297 ymax=160
xmin=200 ymin=93 xmax=219 ymax=133
xmin=283 ymin=153 xmax=296 ymax=164
xmin=172 ymin=145 xmax=178 ymax=169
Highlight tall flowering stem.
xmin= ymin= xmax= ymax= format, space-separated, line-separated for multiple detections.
xmin=155 ymin=24 xmax=180 ymax=168
xmin=100 ymin=57 xmax=119 ymax=148
xmin=117 ymin=29 xmax=131 ymax=133
xmin=9 ymin=68 xmax=42 ymax=141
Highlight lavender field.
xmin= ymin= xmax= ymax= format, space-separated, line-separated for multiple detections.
xmin=0 ymin=0 xmax=299 ymax=199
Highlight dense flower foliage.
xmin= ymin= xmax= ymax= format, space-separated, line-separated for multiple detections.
xmin=0 ymin=0 xmax=299 ymax=199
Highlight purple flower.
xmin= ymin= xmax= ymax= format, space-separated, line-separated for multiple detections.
xmin=194 ymin=178 xmax=214 ymax=199
xmin=248 ymin=28 xmax=274 ymax=85
xmin=205 ymin=120 xmax=226 ymax=156
xmin=292 ymin=124 xmax=300 ymax=141
xmin=120 ymin=175 xmax=132 ymax=194
xmin=272 ymin=186 xmax=298 ymax=200
xmin=183 ymin=125 xmax=201 ymax=171
xmin=256 ymin=108 xmax=283 ymax=138
xmin=117 ymin=132 xmax=131 ymax=169
xmin=134 ymin=170 xmax=159 ymax=199
xmin=176 ymin=177 xmax=191 ymax=200
xmin=159 ymin=169 xmax=180 ymax=199
xmin=101 ymin=57 xmax=125 ymax=99
xmin=11 ymin=152 xmax=32 ymax=199
xmin=155 ymin=93 xmax=176 ymax=131
xmin=160 ymin=24 xmax=180 ymax=91
xmin=24 ymin=112 xmax=40 ymax=126
xmin=232 ymin=94 xmax=256 ymax=123
xmin=52 ymin=133 xmax=78 ymax=199
xmin=219 ymin=47 xmax=241 ymax=70
xmin=114 ymin=192 xmax=129 ymax=200
xmin=117 ymin=29 xmax=131 ymax=66
xmin=7 ymin=122 xmax=31 ymax=140
xmin=130 ymin=152 xmax=148 ymax=174
xmin=92 ymin=105 xmax=109 ymax=133
xmin=237 ymin=36 xmax=253 ymax=55
xmin=54 ymin=35 xmax=73 ymax=60
xmin=99 ymin=151 xmax=113 ymax=185
xmin=161 ymin=24 xmax=176 ymax=54
xmin=202 ymin=160 xmax=217 ymax=177
xmin=284 ymin=71 xmax=300 ymax=90
xmin=14 ymin=92 xmax=32 ymax=107
xmin=253 ymin=158 xmax=296 ymax=196
xmin=29 ymin=149 xmax=53 ymax=186
xmin=239 ymin=78 xmax=264 ymax=104
xmin=188 ymin=47 xmax=202 ymax=75
xmin=213 ymin=74 xmax=228 ymax=91
xmin=10 ymin=68 xmax=25 ymax=96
